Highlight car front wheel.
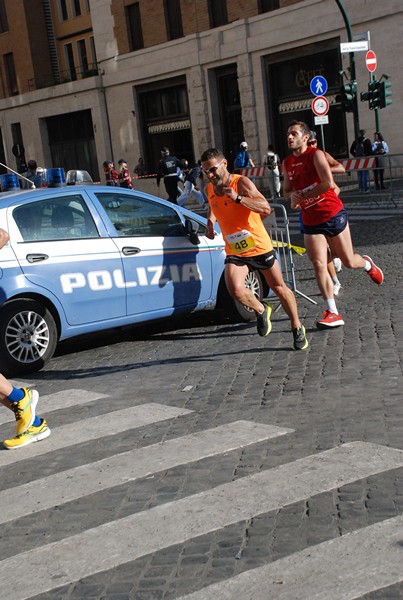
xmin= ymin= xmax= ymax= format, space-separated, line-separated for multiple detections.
xmin=0 ymin=300 xmax=58 ymax=376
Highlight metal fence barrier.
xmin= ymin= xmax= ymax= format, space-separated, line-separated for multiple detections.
xmin=264 ymin=203 xmax=317 ymax=305
xmin=241 ymin=153 xmax=403 ymax=208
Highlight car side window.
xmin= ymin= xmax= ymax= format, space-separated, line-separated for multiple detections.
xmin=13 ymin=195 xmax=99 ymax=242
xmin=95 ymin=192 xmax=185 ymax=237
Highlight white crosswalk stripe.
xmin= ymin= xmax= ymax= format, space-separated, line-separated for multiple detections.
xmin=0 ymin=420 xmax=292 ymax=525
xmin=0 ymin=389 xmax=109 ymax=426
xmin=1 ymin=395 xmax=403 ymax=600
xmin=0 ymin=403 xmax=192 ymax=467
xmin=177 ymin=514 xmax=403 ymax=600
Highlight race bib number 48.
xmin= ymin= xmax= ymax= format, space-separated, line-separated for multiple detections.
xmin=226 ymin=230 xmax=256 ymax=254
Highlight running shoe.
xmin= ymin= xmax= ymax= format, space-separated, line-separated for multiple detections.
xmin=292 ymin=325 xmax=309 ymax=350
xmin=363 ymin=255 xmax=384 ymax=285
xmin=333 ymin=258 xmax=342 ymax=272
xmin=316 ymin=310 xmax=345 ymax=330
xmin=12 ymin=388 xmax=38 ymax=435
xmin=3 ymin=419 xmax=50 ymax=450
xmin=256 ymin=300 xmax=272 ymax=337
xmin=333 ymin=281 xmax=342 ymax=296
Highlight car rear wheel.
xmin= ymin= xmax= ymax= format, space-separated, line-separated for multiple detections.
xmin=218 ymin=269 xmax=265 ymax=322
xmin=0 ymin=300 xmax=57 ymax=376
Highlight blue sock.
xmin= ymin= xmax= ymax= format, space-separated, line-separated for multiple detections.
xmin=33 ymin=416 xmax=41 ymax=427
xmin=7 ymin=387 xmax=25 ymax=403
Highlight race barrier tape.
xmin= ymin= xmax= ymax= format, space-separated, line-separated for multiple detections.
xmin=339 ymin=157 xmax=376 ymax=170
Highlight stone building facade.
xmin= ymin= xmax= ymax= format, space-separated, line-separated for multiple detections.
xmin=0 ymin=0 xmax=400 ymax=180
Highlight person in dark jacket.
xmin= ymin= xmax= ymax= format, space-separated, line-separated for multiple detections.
xmin=156 ymin=147 xmax=182 ymax=204
xmin=350 ymin=130 xmax=373 ymax=193
xmin=177 ymin=161 xmax=205 ymax=207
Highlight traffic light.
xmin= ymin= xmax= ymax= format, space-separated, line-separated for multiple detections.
xmin=379 ymin=80 xmax=392 ymax=108
xmin=360 ymin=80 xmax=381 ymax=110
xmin=369 ymin=80 xmax=381 ymax=110
xmin=336 ymin=81 xmax=357 ymax=112
xmin=360 ymin=78 xmax=392 ymax=110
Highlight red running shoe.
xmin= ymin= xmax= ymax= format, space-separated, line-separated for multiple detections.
xmin=363 ymin=255 xmax=384 ymax=285
xmin=316 ymin=310 xmax=345 ymax=330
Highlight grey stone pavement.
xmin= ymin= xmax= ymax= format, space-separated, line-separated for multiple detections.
xmin=1 ymin=205 xmax=403 ymax=599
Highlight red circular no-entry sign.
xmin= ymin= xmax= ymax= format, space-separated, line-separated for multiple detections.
xmin=366 ymin=50 xmax=377 ymax=73
xmin=311 ymin=96 xmax=329 ymax=116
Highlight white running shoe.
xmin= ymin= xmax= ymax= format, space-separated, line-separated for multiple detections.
xmin=333 ymin=258 xmax=342 ymax=272
xmin=333 ymin=281 xmax=342 ymax=296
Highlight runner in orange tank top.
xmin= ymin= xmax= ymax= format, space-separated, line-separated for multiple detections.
xmin=201 ymin=147 xmax=308 ymax=351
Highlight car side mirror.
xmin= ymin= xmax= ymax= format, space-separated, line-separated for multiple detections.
xmin=184 ymin=218 xmax=200 ymax=245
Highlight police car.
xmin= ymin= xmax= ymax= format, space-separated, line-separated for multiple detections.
xmin=0 ymin=185 xmax=265 ymax=375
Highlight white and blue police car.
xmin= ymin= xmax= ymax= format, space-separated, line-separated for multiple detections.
xmin=0 ymin=185 xmax=265 ymax=375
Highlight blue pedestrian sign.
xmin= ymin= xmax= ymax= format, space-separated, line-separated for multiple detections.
xmin=310 ymin=76 xmax=328 ymax=97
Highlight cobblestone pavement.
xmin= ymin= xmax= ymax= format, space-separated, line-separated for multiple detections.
xmin=1 ymin=216 xmax=403 ymax=600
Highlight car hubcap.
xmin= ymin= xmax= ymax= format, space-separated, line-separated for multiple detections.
xmin=5 ymin=310 xmax=50 ymax=363
xmin=243 ymin=273 xmax=260 ymax=312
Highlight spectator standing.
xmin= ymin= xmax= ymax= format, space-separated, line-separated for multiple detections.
xmin=0 ymin=228 xmax=50 ymax=449
xmin=103 ymin=160 xmax=119 ymax=186
xmin=20 ymin=160 xmax=43 ymax=189
xmin=157 ymin=147 xmax=182 ymax=204
xmin=177 ymin=161 xmax=205 ymax=207
xmin=350 ymin=129 xmax=373 ymax=193
xmin=234 ymin=141 xmax=255 ymax=173
xmin=118 ymin=159 xmax=133 ymax=189
xmin=263 ymin=144 xmax=281 ymax=198
xmin=372 ymin=131 xmax=389 ymax=190
xmin=134 ymin=158 xmax=147 ymax=177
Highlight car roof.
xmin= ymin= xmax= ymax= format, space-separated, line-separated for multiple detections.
xmin=0 ymin=186 xmax=208 ymax=224
xmin=0 ymin=185 xmax=158 ymax=209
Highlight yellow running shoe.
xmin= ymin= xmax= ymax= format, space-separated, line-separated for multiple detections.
xmin=12 ymin=388 xmax=38 ymax=435
xmin=3 ymin=419 xmax=50 ymax=450
xmin=256 ymin=300 xmax=272 ymax=337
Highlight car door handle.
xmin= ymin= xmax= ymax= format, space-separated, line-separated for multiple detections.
xmin=122 ymin=246 xmax=141 ymax=255
xmin=26 ymin=253 xmax=49 ymax=263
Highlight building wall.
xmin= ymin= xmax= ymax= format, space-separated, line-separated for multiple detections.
xmin=0 ymin=0 xmax=52 ymax=97
xmin=0 ymin=0 xmax=401 ymax=178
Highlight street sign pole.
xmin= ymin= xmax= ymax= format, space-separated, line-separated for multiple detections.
xmin=365 ymin=49 xmax=380 ymax=132
xmin=335 ymin=0 xmax=360 ymax=138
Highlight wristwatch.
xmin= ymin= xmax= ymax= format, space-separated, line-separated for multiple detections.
xmin=235 ymin=194 xmax=242 ymax=204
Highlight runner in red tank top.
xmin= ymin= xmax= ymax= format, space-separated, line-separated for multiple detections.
xmin=283 ymin=120 xmax=383 ymax=330
xmin=201 ymin=147 xmax=308 ymax=351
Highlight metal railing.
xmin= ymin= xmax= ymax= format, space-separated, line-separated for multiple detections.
xmin=243 ymin=154 xmax=403 ymax=208
xmin=334 ymin=153 xmax=403 ymax=207
xmin=28 ymin=63 xmax=100 ymax=91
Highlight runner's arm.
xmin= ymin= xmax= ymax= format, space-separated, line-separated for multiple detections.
xmin=282 ymin=170 xmax=301 ymax=209
xmin=206 ymin=205 xmax=217 ymax=239
xmin=325 ymin=152 xmax=345 ymax=174
xmin=223 ymin=176 xmax=271 ymax=216
xmin=297 ymin=150 xmax=335 ymax=201
xmin=0 ymin=228 xmax=9 ymax=250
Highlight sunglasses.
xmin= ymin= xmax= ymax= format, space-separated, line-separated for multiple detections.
xmin=308 ymin=140 xmax=317 ymax=146
xmin=202 ymin=158 xmax=225 ymax=175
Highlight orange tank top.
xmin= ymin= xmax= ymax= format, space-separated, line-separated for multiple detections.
xmin=206 ymin=174 xmax=273 ymax=256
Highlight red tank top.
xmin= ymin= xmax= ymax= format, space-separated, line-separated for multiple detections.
xmin=283 ymin=146 xmax=343 ymax=226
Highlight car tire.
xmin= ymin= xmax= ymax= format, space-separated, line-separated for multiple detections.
xmin=218 ymin=269 xmax=265 ymax=322
xmin=0 ymin=299 xmax=58 ymax=376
